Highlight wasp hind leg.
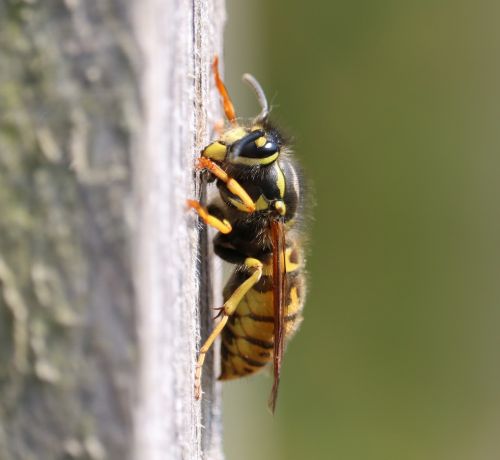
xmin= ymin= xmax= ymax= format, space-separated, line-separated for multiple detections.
xmin=194 ymin=257 xmax=263 ymax=400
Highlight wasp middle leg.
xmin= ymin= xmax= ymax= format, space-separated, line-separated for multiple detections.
xmin=187 ymin=200 xmax=232 ymax=234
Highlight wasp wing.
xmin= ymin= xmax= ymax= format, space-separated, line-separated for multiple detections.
xmin=269 ymin=219 xmax=287 ymax=413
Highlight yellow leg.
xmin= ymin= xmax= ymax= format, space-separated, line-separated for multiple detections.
xmin=187 ymin=199 xmax=232 ymax=234
xmin=194 ymin=258 xmax=263 ymax=400
xmin=197 ymin=157 xmax=256 ymax=213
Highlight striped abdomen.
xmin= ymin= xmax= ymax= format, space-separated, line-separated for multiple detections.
xmin=219 ymin=242 xmax=305 ymax=380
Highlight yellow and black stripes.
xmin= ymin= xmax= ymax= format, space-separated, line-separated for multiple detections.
xmin=219 ymin=241 xmax=305 ymax=381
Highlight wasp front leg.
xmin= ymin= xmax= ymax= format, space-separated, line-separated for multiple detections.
xmin=194 ymin=257 xmax=263 ymax=400
xmin=197 ymin=157 xmax=256 ymax=213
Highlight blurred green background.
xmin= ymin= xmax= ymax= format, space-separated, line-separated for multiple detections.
xmin=223 ymin=1 xmax=500 ymax=459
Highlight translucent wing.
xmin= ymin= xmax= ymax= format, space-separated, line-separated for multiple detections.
xmin=269 ymin=219 xmax=287 ymax=413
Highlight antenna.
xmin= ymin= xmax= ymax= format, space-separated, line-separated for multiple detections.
xmin=242 ymin=73 xmax=269 ymax=122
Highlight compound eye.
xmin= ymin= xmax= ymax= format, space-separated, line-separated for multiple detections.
xmin=229 ymin=129 xmax=280 ymax=164
xmin=235 ymin=136 xmax=278 ymax=159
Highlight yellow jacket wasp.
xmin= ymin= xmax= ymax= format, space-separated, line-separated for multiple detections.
xmin=189 ymin=57 xmax=306 ymax=412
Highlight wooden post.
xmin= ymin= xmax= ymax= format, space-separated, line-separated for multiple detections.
xmin=134 ymin=0 xmax=225 ymax=458
xmin=0 ymin=0 xmax=225 ymax=459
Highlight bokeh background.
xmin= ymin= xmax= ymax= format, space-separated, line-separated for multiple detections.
xmin=223 ymin=1 xmax=500 ymax=459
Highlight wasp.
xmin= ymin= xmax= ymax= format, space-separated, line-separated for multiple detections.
xmin=189 ymin=57 xmax=306 ymax=412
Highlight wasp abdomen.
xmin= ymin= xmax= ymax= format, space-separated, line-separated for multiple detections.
xmin=219 ymin=241 xmax=305 ymax=380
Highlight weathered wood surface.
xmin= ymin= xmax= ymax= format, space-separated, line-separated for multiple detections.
xmin=0 ymin=0 xmax=225 ymax=458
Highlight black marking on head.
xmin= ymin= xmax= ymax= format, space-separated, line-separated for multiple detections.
xmin=229 ymin=129 xmax=279 ymax=160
